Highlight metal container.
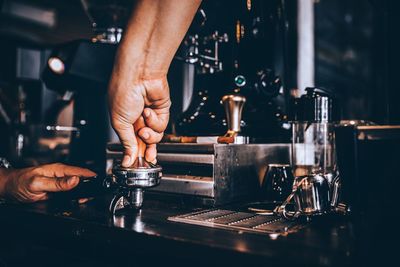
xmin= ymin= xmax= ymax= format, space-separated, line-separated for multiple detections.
xmin=292 ymin=87 xmax=338 ymax=177
xmin=277 ymin=174 xmax=331 ymax=219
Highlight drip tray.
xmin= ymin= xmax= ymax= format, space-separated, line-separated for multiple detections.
xmin=168 ymin=208 xmax=305 ymax=235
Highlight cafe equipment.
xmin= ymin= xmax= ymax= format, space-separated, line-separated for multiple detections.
xmin=104 ymin=114 xmax=162 ymax=213
xmin=292 ymin=87 xmax=339 ymax=178
xmin=174 ymin=0 xmax=292 ymax=141
xmin=335 ymin=125 xmax=400 ymax=214
xmin=162 ymin=93 xmax=248 ymax=144
xmin=277 ymin=174 xmax=331 ymax=219
xmin=109 ymin=159 xmax=162 ymax=213
xmin=108 ymin=153 xmax=162 ymax=214
xmin=219 ymin=95 xmax=248 ymax=144
xmin=107 ymin=143 xmax=291 ymax=206
xmin=169 ymin=207 xmax=304 ymax=235
xmin=261 ymin=164 xmax=294 ymax=202
xmin=275 ymin=86 xmax=341 ymax=219
xmin=80 ymin=0 xmax=133 ymax=43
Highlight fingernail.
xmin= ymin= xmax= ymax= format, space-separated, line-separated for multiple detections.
xmin=122 ymin=155 xmax=131 ymax=167
xmin=142 ymin=132 xmax=150 ymax=139
xmin=144 ymin=109 xmax=150 ymax=117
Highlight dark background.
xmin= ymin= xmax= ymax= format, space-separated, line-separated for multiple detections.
xmin=0 ymin=0 xmax=399 ymax=138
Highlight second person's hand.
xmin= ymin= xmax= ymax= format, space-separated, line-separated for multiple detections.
xmin=1 ymin=163 xmax=96 ymax=203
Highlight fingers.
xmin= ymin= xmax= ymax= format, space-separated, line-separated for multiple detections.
xmin=30 ymin=176 xmax=80 ymax=193
xmin=145 ymin=144 xmax=157 ymax=163
xmin=138 ymin=127 xmax=164 ymax=144
xmin=112 ymin=119 xmax=138 ymax=167
xmin=36 ymin=163 xmax=96 ymax=178
xmin=143 ymin=107 xmax=169 ymax=133
xmin=78 ymin=197 xmax=94 ymax=204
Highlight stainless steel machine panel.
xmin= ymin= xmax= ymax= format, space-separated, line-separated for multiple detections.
xmin=107 ymin=143 xmax=291 ymax=206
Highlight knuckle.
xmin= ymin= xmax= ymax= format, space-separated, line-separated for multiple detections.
xmin=27 ymin=177 xmax=38 ymax=191
xmin=32 ymin=166 xmax=44 ymax=174
xmin=55 ymin=179 xmax=65 ymax=191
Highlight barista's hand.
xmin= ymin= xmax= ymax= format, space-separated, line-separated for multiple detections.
xmin=108 ymin=0 xmax=199 ymax=167
xmin=0 ymin=163 xmax=96 ymax=203
xmin=109 ymin=74 xmax=171 ymax=166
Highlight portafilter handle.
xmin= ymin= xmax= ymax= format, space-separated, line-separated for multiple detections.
xmin=221 ymin=95 xmax=246 ymax=135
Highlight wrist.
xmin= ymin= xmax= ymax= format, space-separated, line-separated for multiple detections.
xmin=112 ymin=45 xmax=145 ymax=83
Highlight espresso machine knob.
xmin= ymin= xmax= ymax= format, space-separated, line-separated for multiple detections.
xmin=109 ymin=139 xmax=162 ymax=214
xmin=220 ymin=94 xmax=248 ymax=144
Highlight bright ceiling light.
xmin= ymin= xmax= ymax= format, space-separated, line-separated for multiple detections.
xmin=48 ymin=57 xmax=65 ymax=74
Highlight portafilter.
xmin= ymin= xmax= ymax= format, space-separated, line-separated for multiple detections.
xmin=108 ymin=137 xmax=162 ymax=214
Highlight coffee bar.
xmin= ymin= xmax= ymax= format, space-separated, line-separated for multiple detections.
xmin=0 ymin=1 xmax=399 ymax=266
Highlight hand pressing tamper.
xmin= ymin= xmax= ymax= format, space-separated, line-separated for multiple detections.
xmin=108 ymin=139 xmax=162 ymax=214
xmin=218 ymin=94 xmax=248 ymax=144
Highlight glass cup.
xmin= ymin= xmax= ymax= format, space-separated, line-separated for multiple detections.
xmin=261 ymin=164 xmax=295 ymax=203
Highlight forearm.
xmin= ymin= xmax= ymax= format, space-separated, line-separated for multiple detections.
xmin=143 ymin=0 xmax=202 ymax=77
xmin=115 ymin=0 xmax=201 ymax=79
xmin=112 ymin=0 xmax=160 ymax=84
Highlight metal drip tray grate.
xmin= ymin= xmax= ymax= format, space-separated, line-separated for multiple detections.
xmin=168 ymin=208 xmax=303 ymax=235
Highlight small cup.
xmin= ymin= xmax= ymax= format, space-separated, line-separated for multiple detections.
xmin=261 ymin=164 xmax=295 ymax=203
xmin=277 ymin=174 xmax=331 ymax=219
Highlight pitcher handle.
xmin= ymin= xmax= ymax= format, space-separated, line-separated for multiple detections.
xmin=277 ymin=177 xmax=307 ymax=220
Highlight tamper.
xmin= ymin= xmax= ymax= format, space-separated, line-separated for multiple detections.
xmin=219 ymin=94 xmax=248 ymax=144
xmin=108 ymin=139 xmax=162 ymax=214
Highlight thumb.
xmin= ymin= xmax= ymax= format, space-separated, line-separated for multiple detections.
xmin=112 ymin=120 xmax=139 ymax=167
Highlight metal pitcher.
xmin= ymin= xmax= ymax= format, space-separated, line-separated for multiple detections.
xmin=277 ymin=174 xmax=331 ymax=219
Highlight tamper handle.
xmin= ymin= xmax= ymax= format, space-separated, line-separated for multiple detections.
xmin=135 ymin=116 xmax=147 ymax=158
xmin=137 ymin=137 xmax=146 ymax=158
xmin=221 ymin=94 xmax=246 ymax=134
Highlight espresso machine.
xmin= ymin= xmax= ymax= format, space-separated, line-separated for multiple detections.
xmin=173 ymin=0 xmax=292 ymax=142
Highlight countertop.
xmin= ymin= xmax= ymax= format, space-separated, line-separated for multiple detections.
xmin=0 ymin=193 xmax=391 ymax=267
